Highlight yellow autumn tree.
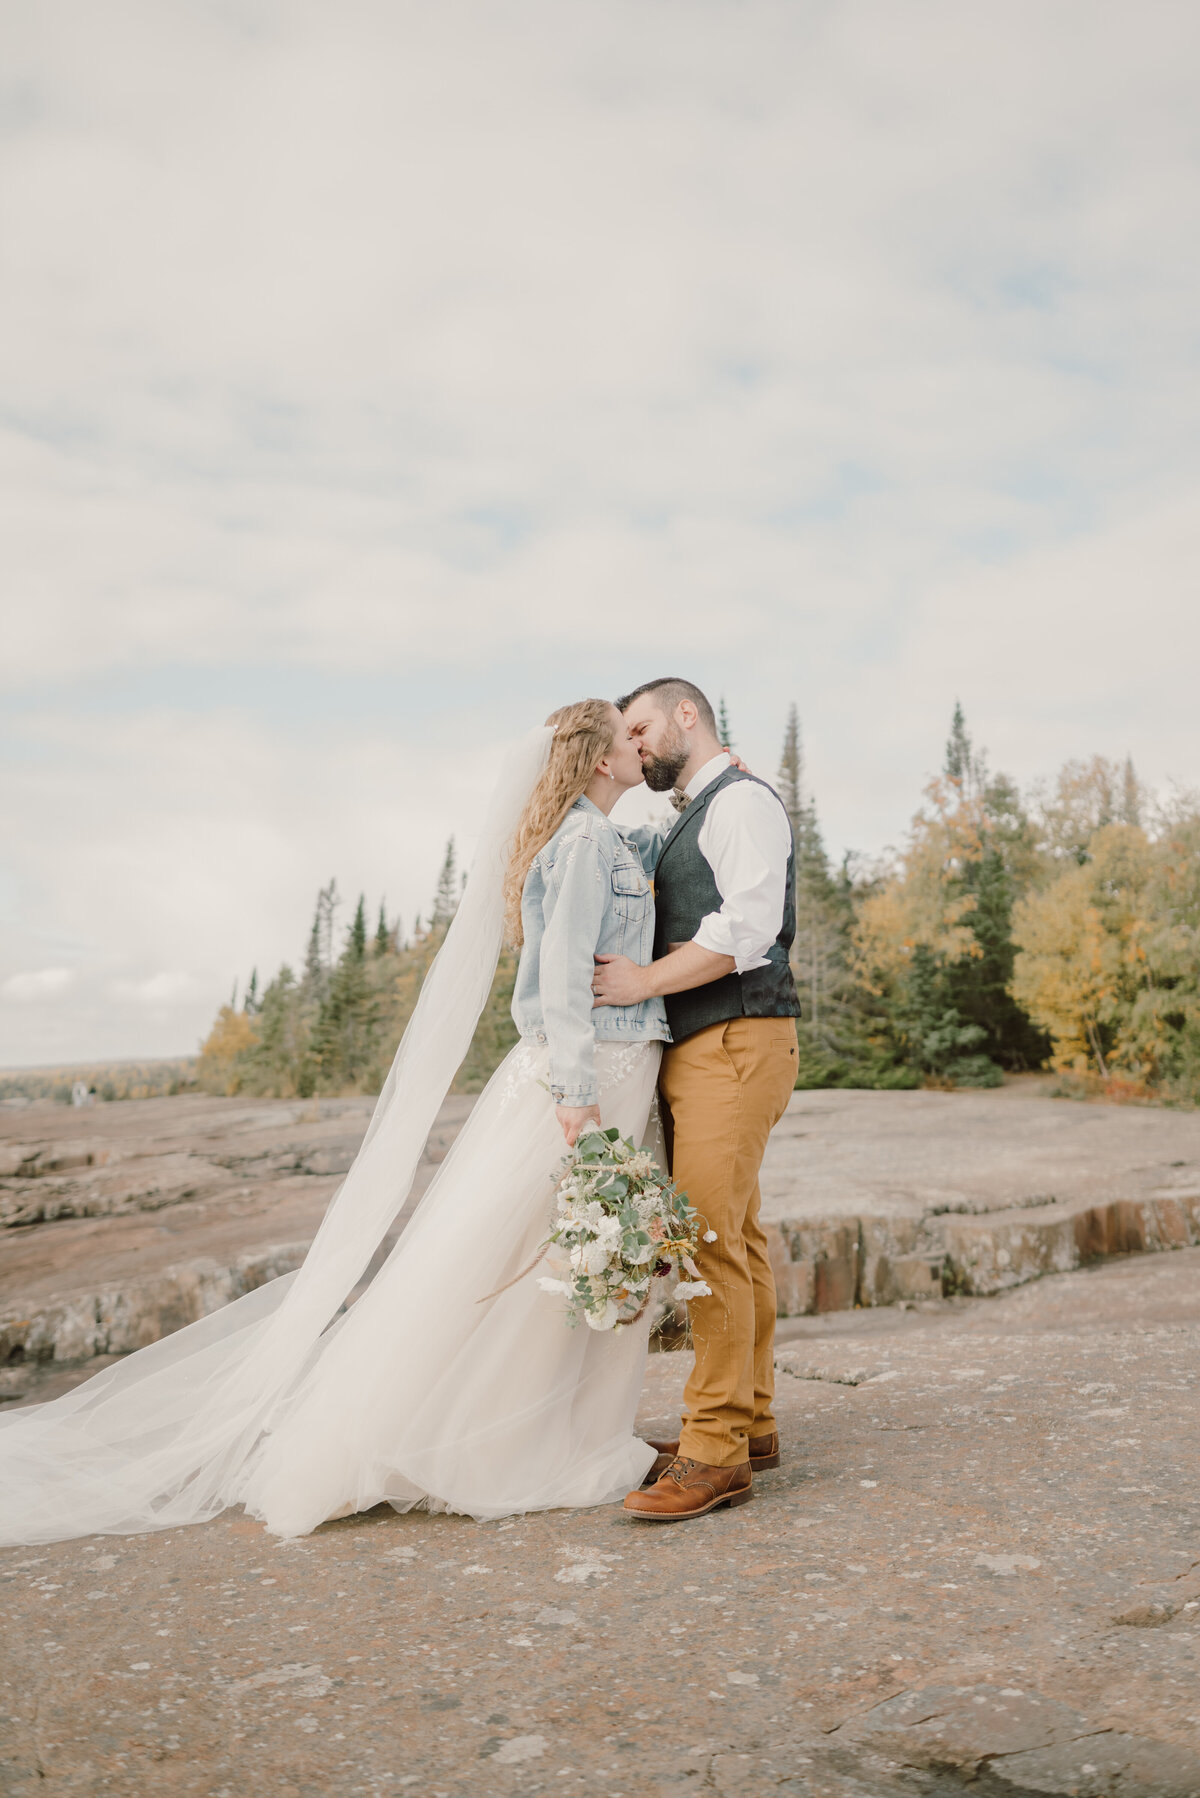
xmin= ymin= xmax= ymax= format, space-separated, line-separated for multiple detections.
xmin=196 ymin=1005 xmax=260 ymax=1096
xmin=1011 ymin=824 xmax=1155 ymax=1077
xmin=853 ymin=776 xmax=986 ymax=987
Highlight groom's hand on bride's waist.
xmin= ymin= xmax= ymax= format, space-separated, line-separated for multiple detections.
xmin=592 ymin=944 xmax=736 ymax=1006
xmin=591 ymin=953 xmax=652 ymax=1007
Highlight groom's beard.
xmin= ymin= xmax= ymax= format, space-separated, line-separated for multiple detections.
xmin=640 ymin=723 xmax=691 ymax=793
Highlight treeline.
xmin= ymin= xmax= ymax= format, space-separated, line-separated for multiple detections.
xmin=197 ymin=842 xmax=520 ymax=1099
xmin=198 ymin=705 xmax=1200 ymax=1106
xmin=781 ymin=704 xmax=1199 ymax=1103
xmin=0 ymin=1058 xmax=199 ymax=1105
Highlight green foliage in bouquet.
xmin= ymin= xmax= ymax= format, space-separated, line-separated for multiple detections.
xmin=537 ymin=1126 xmax=714 ymax=1332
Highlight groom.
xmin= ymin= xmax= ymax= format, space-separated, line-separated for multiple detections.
xmin=592 ymin=677 xmax=800 ymax=1521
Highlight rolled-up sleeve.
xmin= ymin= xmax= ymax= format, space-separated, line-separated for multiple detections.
xmin=539 ymin=831 xmax=609 ymax=1106
xmin=693 ymin=785 xmax=792 ymax=972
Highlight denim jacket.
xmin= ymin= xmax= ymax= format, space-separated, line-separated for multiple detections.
xmin=511 ymin=798 xmax=670 ymax=1106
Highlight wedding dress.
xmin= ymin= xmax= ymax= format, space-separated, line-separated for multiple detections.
xmin=0 ymin=728 xmax=657 ymax=1544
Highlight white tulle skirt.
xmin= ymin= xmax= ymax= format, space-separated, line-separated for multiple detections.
xmin=238 ymin=1039 xmax=662 ymax=1535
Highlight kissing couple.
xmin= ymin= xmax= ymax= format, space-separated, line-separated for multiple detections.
xmin=0 ymin=678 xmax=801 ymax=1547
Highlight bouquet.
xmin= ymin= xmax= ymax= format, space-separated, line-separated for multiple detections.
xmin=536 ymin=1125 xmax=716 ymax=1332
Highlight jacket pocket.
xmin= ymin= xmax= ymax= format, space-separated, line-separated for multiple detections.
xmin=610 ymin=862 xmax=650 ymax=909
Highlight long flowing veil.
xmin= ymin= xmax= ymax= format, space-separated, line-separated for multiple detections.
xmin=0 ymin=726 xmax=554 ymax=1546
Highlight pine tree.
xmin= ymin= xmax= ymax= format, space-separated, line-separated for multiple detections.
xmin=303 ymin=880 xmax=340 ymax=994
xmin=944 ymin=701 xmax=974 ymax=787
xmin=717 ymin=696 xmax=735 ymax=751
xmin=374 ymin=900 xmax=392 ymax=957
xmin=349 ymin=894 xmax=367 ymax=960
xmin=771 ymin=704 xmax=891 ymax=1083
xmin=243 ymin=968 xmax=259 ymax=1015
xmin=431 ymin=838 xmax=459 ymax=928
xmin=776 ymin=703 xmax=802 ymax=832
xmin=304 ymin=912 xmax=323 ymax=988
xmin=312 ymin=895 xmax=377 ymax=1090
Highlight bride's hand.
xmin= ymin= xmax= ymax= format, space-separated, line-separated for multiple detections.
xmin=556 ymin=1103 xmax=602 ymax=1147
xmin=728 ymin=750 xmax=753 ymax=775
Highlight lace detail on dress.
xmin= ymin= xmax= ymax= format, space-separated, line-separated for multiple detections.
xmin=498 ymin=1040 xmax=546 ymax=1107
xmin=595 ymin=1042 xmax=657 ymax=1092
xmin=497 ymin=1039 xmax=658 ymax=1108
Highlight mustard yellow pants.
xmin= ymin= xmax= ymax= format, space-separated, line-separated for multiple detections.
xmin=659 ymin=1015 xmax=798 ymax=1468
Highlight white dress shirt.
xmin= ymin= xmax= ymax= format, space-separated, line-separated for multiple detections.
xmin=682 ymin=753 xmax=792 ymax=973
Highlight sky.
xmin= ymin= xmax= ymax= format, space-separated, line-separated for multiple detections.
xmin=2 ymin=0 xmax=1199 ymax=1067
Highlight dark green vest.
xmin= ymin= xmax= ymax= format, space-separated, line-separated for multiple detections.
xmin=652 ymin=765 xmax=801 ymax=1043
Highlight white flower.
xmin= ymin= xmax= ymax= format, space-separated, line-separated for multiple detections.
xmin=584 ymin=1299 xmax=620 ymax=1330
xmin=537 ymin=1277 xmax=575 ymax=1297
xmin=672 ymin=1280 xmax=712 ymax=1301
xmin=570 ymin=1240 xmax=613 ymax=1276
xmin=703 ymin=1230 xmax=718 ymax=1243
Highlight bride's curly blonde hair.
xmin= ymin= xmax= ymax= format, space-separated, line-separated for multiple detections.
xmin=503 ymin=698 xmax=618 ymax=947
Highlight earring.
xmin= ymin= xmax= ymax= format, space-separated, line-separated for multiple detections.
xmin=609 ymin=771 xmax=616 ymax=781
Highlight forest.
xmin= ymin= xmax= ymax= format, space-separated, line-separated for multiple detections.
xmin=197 ymin=705 xmax=1200 ymax=1107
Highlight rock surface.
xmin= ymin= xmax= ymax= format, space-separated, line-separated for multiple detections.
xmin=0 ymin=1094 xmax=473 ymax=1387
xmin=761 ymin=1086 xmax=1200 ymax=1314
xmin=2 ymin=1247 xmax=1199 ymax=1795
xmin=4 ymin=1084 xmax=1200 ymax=1384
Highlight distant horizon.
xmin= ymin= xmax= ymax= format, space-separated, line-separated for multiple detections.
xmin=1 ymin=1054 xmax=201 ymax=1075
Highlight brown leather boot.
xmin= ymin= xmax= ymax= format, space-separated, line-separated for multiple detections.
xmin=624 ymin=1456 xmax=753 ymax=1521
xmin=644 ymin=1430 xmax=781 ymax=1475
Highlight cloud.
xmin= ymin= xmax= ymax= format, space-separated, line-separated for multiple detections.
xmin=2 ymin=968 xmax=75 ymax=1003
xmin=109 ymin=972 xmax=204 ymax=1006
xmin=1 ymin=0 xmax=1198 ymax=1061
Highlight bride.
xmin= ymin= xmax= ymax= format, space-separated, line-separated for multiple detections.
xmin=0 ymin=700 xmax=669 ymax=1544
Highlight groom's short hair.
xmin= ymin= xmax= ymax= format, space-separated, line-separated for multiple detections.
xmin=616 ymin=677 xmax=717 ymax=734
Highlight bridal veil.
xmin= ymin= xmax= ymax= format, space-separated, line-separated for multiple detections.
xmin=0 ymin=727 xmax=554 ymax=1546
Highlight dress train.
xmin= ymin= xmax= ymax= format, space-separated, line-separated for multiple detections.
xmin=239 ymin=1039 xmax=661 ymax=1535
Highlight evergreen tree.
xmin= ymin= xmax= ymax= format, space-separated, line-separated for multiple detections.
xmin=944 ymin=773 xmax=1049 ymax=1071
xmin=236 ymin=966 xmax=312 ymax=1098
xmin=303 ymin=880 xmax=340 ymax=997
xmin=312 ymin=896 xmax=377 ymax=1091
xmin=944 ymin=700 xmax=975 ymax=788
xmin=717 ymin=696 xmax=735 ymax=750
xmin=243 ymin=968 xmax=259 ymax=1015
xmin=374 ymin=900 xmax=392 ymax=957
xmin=775 ymin=704 xmax=837 ymax=1035
xmin=304 ymin=912 xmax=322 ymax=988
xmin=771 ymin=704 xmax=906 ymax=1086
xmin=349 ymin=893 xmax=368 ymax=960
xmin=776 ymin=703 xmax=802 ymax=830
xmin=856 ymin=708 xmax=1048 ymax=1083
xmin=431 ymin=838 xmax=459 ymax=928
